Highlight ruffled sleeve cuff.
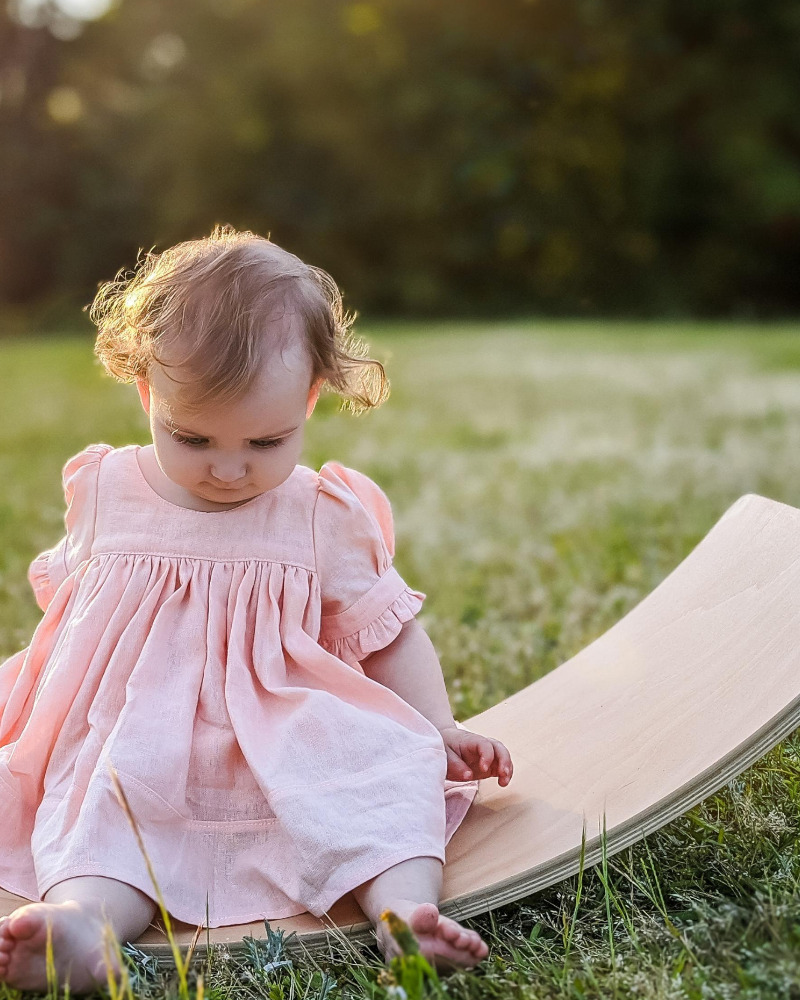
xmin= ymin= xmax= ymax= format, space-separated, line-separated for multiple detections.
xmin=319 ymin=565 xmax=426 ymax=665
xmin=27 ymin=549 xmax=57 ymax=613
xmin=26 ymin=443 xmax=111 ymax=614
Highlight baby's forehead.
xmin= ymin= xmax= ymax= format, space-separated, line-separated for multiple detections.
xmin=150 ymin=347 xmax=311 ymax=421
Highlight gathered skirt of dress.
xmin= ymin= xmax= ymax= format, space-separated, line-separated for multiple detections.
xmin=0 ymin=551 xmax=478 ymax=926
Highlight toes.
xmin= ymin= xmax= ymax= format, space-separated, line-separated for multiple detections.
xmin=439 ymin=916 xmax=468 ymax=944
xmin=467 ymin=933 xmax=488 ymax=957
xmin=469 ymin=935 xmax=488 ymax=957
xmin=451 ymin=929 xmax=471 ymax=948
xmin=407 ymin=903 xmax=439 ymax=937
xmin=460 ymin=931 xmax=481 ymax=952
xmin=438 ymin=921 xmax=459 ymax=944
xmin=429 ymin=939 xmax=482 ymax=971
xmin=394 ymin=906 xmax=488 ymax=969
xmin=436 ymin=918 xmax=487 ymax=963
xmin=7 ymin=910 xmax=44 ymax=941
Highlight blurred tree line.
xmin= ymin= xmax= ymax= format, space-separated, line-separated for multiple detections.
xmin=1 ymin=0 xmax=799 ymax=321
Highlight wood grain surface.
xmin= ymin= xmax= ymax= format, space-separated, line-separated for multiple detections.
xmin=3 ymin=493 xmax=799 ymax=963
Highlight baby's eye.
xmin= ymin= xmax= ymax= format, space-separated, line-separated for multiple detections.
xmin=171 ymin=433 xmax=285 ymax=449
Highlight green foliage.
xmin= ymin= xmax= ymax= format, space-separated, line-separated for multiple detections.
xmin=378 ymin=911 xmax=441 ymax=1000
xmin=1 ymin=0 xmax=799 ymax=318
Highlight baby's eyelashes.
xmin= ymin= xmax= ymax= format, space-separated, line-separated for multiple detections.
xmin=172 ymin=434 xmax=286 ymax=450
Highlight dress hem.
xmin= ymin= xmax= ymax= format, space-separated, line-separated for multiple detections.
xmin=31 ymin=866 xmax=311 ymax=925
xmin=26 ymin=842 xmax=447 ymax=929
xmin=300 ymin=843 xmax=447 ymax=920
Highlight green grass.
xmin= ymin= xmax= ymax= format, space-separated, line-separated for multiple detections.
xmin=3 ymin=319 xmax=800 ymax=998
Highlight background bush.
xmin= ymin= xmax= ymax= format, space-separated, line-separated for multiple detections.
xmin=2 ymin=0 xmax=799 ymax=320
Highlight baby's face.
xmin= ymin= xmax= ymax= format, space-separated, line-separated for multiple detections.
xmin=137 ymin=338 xmax=322 ymax=508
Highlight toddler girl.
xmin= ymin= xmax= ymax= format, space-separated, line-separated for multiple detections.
xmin=0 ymin=225 xmax=513 ymax=992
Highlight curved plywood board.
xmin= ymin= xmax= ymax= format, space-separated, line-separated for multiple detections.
xmin=4 ymin=493 xmax=800 ymax=963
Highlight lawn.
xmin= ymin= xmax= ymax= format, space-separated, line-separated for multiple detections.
xmin=2 ymin=320 xmax=800 ymax=998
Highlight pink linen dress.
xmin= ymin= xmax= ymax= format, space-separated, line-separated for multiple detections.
xmin=0 ymin=443 xmax=478 ymax=927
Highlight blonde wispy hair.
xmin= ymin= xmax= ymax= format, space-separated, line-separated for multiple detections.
xmin=89 ymin=224 xmax=390 ymax=415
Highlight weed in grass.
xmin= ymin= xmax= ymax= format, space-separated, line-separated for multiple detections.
xmin=377 ymin=911 xmax=441 ymax=1000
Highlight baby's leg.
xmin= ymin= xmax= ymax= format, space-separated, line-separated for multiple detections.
xmin=351 ymin=856 xmax=488 ymax=971
xmin=0 ymin=875 xmax=157 ymax=994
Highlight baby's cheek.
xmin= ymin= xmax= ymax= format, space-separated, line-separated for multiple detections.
xmin=154 ymin=436 xmax=191 ymax=480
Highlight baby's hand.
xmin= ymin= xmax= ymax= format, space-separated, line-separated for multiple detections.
xmin=438 ymin=726 xmax=513 ymax=787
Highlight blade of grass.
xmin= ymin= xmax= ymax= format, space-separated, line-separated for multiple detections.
xmin=594 ymin=861 xmax=641 ymax=953
xmin=184 ymin=921 xmax=204 ymax=972
xmin=600 ymin=813 xmax=616 ymax=974
xmin=316 ymin=911 xmax=371 ymax=967
xmin=44 ymin=916 xmax=57 ymax=1000
xmin=106 ymin=757 xmax=192 ymax=999
xmin=609 ymin=842 xmax=704 ymax=978
xmin=101 ymin=915 xmax=130 ymax=1000
xmin=204 ymin=894 xmax=211 ymax=977
xmin=562 ymin=823 xmax=586 ymax=973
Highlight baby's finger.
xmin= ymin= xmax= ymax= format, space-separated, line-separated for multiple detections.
xmin=489 ymin=739 xmax=514 ymax=785
xmin=445 ymin=747 xmax=474 ymax=782
xmin=463 ymin=739 xmax=496 ymax=776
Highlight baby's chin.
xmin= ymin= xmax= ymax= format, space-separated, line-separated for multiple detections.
xmin=193 ymin=474 xmax=290 ymax=505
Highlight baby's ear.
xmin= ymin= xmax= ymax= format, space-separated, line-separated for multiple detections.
xmin=135 ymin=378 xmax=151 ymax=415
xmin=306 ymin=378 xmax=323 ymax=418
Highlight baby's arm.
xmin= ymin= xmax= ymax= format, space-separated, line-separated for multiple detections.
xmin=360 ymin=619 xmax=513 ymax=786
xmin=361 ymin=618 xmax=456 ymax=731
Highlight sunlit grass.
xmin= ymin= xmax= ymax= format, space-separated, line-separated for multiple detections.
xmin=2 ymin=320 xmax=800 ymax=997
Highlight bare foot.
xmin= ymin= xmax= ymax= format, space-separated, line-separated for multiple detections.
xmin=0 ymin=900 xmax=121 ymax=993
xmin=377 ymin=900 xmax=489 ymax=971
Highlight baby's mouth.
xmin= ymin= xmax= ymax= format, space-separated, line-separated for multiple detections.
xmin=207 ymin=482 xmax=248 ymax=492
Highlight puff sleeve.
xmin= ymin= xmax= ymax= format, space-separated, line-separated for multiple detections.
xmin=313 ymin=461 xmax=426 ymax=667
xmin=27 ymin=443 xmax=112 ymax=612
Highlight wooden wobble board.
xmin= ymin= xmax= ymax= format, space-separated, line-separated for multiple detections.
xmin=3 ymin=493 xmax=800 ymax=964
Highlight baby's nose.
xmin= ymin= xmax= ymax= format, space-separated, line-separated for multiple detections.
xmin=209 ymin=462 xmax=248 ymax=485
